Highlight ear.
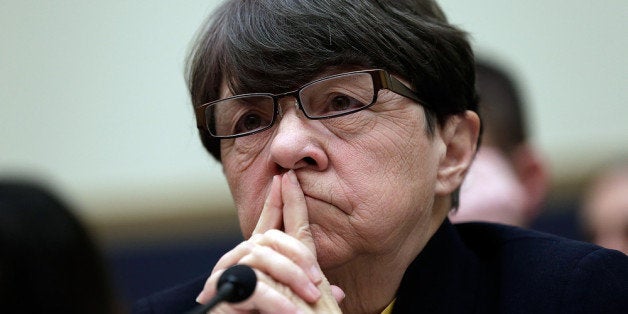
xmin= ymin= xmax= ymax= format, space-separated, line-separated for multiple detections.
xmin=510 ymin=143 xmax=548 ymax=221
xmin=435 ymin=111 xmax=481 ymax=196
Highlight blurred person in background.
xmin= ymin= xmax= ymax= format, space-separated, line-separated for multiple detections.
xmin=0 ymin=180 xmax=121 ymax=314
xmin=581 ymin=159 xmax=628 ymax=255
xmin=450 ymin=59 xmax=548 ymax=227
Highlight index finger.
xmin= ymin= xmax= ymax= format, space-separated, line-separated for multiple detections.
xmin=282 ymin=170 xmax=316 ymax=255
xmin=252 ymin=175 xmax=283 ymax=235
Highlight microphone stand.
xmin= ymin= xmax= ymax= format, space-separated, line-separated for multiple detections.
xmin=186 ymin=282 xmax=235 ymax=314
xmin=185 ymin=264 xmax=256 ymax=314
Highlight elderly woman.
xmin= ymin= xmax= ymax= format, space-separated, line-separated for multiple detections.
xmin=134 ymin=0 xmax=628 ymax=313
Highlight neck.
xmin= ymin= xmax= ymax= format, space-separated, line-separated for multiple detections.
xmin=326 ymin=254 xmax=406 ymax=313
xmin=325 ymin=215 xmax=446 ymax=313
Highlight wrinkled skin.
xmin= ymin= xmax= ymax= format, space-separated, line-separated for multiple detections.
xmin=197 ymin=70 xmax=480 ymax=313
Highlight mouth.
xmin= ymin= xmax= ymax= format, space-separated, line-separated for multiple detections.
xmin=295 ymin=173 xmax=353 ymax=217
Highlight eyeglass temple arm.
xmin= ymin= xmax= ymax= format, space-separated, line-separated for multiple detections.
xmin=195 ymin=105 xmax=210 ymax=131
xmin=380 ymin=71 xmax=427 ymax=107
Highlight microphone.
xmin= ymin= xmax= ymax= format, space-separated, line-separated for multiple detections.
xmin=186 ymin=264 xmax=257 ymax=314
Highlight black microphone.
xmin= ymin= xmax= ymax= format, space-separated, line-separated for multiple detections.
xmin=186 ymin=264 xmax=257 ymax=314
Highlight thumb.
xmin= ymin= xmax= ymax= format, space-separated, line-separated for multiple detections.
xmin=330 ymin=285 xmax=346 ymax=304
xmin=281 ymin=170 xmax=316 ymax=255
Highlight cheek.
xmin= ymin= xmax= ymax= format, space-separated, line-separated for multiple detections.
xmin=222 ymin=141 xmax=271 ymax=237
xmin=221 ymin=132 xmax=272 ymax=167
xmin=350 ymin=114 xmax=436 ymax=186
xmin=349 ymin=137 xmax=436 ymax=212
xmin=332 ymin=115 xmax=440 ymax=238
xmin=226 ymin=170 xmax=267 ymax=237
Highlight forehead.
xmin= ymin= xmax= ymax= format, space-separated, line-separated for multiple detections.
xmin=219 ymin=66 xmax=371 ymax=98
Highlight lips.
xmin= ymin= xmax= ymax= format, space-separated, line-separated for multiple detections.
xmin=294 ymin=173 xmax=353 ymax=216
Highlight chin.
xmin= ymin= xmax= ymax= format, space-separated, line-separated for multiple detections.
xmin=310 ymin=225 xmax=354 ymax=271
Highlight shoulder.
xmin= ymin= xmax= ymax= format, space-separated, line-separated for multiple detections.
xmin=455 ymin=221 xmax=597 ymax=257
xmin=132 ymin=274 xmax=208 ymax=314
xmin=455 ymin=222 xmax=628 ymax=313
xmin=454 ymin=221 xmax=621 ymax=260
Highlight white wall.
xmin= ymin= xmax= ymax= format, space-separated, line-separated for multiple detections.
xmin=439 ymin=0 xmax=628 ymax=182
xmin=1 ymin=1 xmax=627 ymax=222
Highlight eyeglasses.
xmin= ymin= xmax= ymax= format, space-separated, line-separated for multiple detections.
xmin=195 ymin=69 xmax=426 ymax=138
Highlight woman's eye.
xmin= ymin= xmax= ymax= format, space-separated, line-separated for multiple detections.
xmin=234 ymin=113 xmax=266 ymax=133
xmin=328 ymin=95 xmax=365 ymax=113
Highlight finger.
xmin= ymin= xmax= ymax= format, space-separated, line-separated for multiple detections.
xmin=211 ymin=240 xmax=257 ymax=276
xmin=213 ymin=270 xmax=306 ymax=314
xmin=195 ymin=268 xmax=225 ymax=304
xmin=197 ymin=270 xmax=302 ymax=313
xmin=330 ymin=285 xmax=346 ymax=304
xmin=253 ymin=175 xmax=283 ymax=235
xmin=211 ymin=230 xmax=321 ymax=286
xmin=309 ymin=276 xmax=343 ymax=313
xmin=208 ymin=231 xmax=321 ymax=300
xmin=198 ymin=264 xmax=341 ymax=313
xmin=237 ymin=245 xmax=321 ymax=303
xmin=255 ymin=229 xmax=322 ymax=284
xmin=282 ymin=170 xmax=316 ymax=255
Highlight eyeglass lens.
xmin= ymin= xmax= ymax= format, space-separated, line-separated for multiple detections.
xmin=206 ymin=72 xmax=376 ymax=137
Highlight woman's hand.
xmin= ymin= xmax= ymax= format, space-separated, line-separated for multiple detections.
xmin=196 ymin=171 xmax=344 ymax=313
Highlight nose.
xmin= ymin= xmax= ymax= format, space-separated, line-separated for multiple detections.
xmin=268 ymin=100 xmax=329 ymax=173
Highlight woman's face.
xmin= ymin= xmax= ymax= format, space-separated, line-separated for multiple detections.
xmin=219 ymin=71 xmax=453 ymax=270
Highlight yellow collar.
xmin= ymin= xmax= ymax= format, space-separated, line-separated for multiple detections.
xmin=381 ymin=299 xmax=396 ymax=314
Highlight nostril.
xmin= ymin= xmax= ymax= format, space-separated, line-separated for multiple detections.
xmin=303 ymin=157 xmax=316 ymax=166
xmin=273 ymin=158 xmax=316 ymax=174
xmin=276 ymin=165 xmax=289 ymax=174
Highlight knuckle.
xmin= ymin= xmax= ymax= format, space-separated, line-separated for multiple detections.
xmin=251 ymin=244 xmax=272 ymax=257
xmin=249 ymin=233 xmax=263 ymax=243
xmin=295 ymin=225 xmax=312 ymax=238
xmin=264 ymin=228 xmax=283 ymax=238
xmin=237 ymin=254 xmax=254 ymax=265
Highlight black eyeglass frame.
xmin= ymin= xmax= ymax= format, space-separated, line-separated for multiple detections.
xmin=194 ymin=69 xmax=428 ymax=139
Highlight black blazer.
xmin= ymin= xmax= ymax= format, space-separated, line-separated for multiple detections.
xmin=133 ymin=220 xmax=628 ymax=314
xmin=393 ymin=220 xmax=627 ymax=313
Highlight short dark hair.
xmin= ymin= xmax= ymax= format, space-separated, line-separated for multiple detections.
xmin=475 ymin=59 xmax=527 ymax=154
xmin=186 ymin=0 xmax=478 ymax=208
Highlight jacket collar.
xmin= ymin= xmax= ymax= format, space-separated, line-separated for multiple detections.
xmin=393 ymin=219 xmax=496 ymax=313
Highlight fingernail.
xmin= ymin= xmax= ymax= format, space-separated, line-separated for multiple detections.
xmin=309 ymin=266 xmax=322 ymax=283
xmin=194 ymin=292 xmax=203 ymax=303
xmin=288 ymin=170 xmax=299 ymax=185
